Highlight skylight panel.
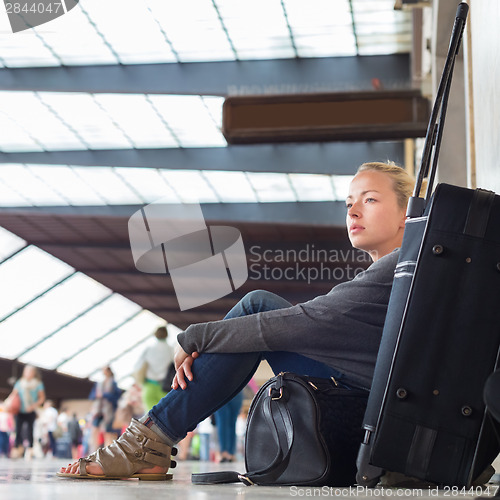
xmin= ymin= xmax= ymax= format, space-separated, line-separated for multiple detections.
xmin=293 ymin=33 xmax=357 ymax=57
xmin=0 ymin=164 xmax=68 ymax=206
xmin=202 ymin=171 xmax=258 ymax=203
xmin=19 ymin=294 xmax=141 ymax=370
xmin=57 ymin=310 xmax=162 ymax=378
xmin=150 ymin=95 xmax=226 ymax=147
xmin=331 ymin=175 xmax=355 ymax=201
xmin=201 ymin=96 xmax=224 ymax=129
xmin=113 ymin=168 xmax=181 ymax=204
xmin=215 ymin=0 xmax=294 ymax=59
xmin=355 ymin=21 xmax=412 ymax=36
xmin=0 ymin=227 xmax=26 ymax=262
xmin=0 ymin=92 xmax=85 ymax=150
xmin=247 ymin=172 xmax=297 ymax=202
xmin=0 ymin=113 xmax=44 ymax=152
xmin=0 ymin=178 xmax=32 ymax=206
xmin=357 ymin=30 xmax=412 ymax=56
xmin=71 ymin=166 xmax=143 ymax=205
xmin=38 ymin=93 xmax=133 ymax=149
xmin=25 ymin=165 xmax=106 ymax=205
xmin=288 ymin=173 xmax=335 ymax=202
xmin=37 ymin=8 xmax=118 ymax=66
xmin=0 ymin=28 xmax=60 ymax=67
xmin=0 ymin=273 xmax=111 ymax=359
xmin=284 ymin=0 xmax=353 ymax=29
xmin=160 ymin=170 xmax=219 ymax=203
xmin=0 ymin=245 xmax=74 ymax=321
xmin=146 ymin=0 xmax=234 ymax=62
xmin=81 ymin=0 xmax=176 ymax=64
xmin=284 ymin=0 xmax=355 ymax=57
xmin=94 ymin=94 xmax=178 ymax=148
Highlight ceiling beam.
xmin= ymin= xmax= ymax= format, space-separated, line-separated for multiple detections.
xmin=0 ymin=141 xmax=404 ymax=174
xmin=0 ymin=201 xmax=349 ymax=226
xmin=0 ymin=55 xmax=409 ymax=96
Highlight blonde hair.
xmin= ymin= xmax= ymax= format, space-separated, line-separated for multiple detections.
xmin=357 ymin=161 xmax=415 ymax=209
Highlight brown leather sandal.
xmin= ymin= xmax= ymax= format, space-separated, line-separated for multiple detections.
xmin=56 ymin=419 xmax=176 ymax=480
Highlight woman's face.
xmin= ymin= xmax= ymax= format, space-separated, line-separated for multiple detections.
xmin=346 ymin=170 xmax=406 ymax=261
xmin=23 ymin=366 xmax=36 ymax=380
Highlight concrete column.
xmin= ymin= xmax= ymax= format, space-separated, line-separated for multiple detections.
xmin=430 ymin=0 xmax=468 ymax=188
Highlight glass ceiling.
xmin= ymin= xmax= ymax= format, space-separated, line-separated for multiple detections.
xmin=0 ymin=0 xmax=412 ymax=389
xmin=0 ymin=228 xmax=170 ymax=385
xmin=0 ymin=0 xmax=411 ymax=67
xmin=0 ymin=163 xmax=354 ymax=206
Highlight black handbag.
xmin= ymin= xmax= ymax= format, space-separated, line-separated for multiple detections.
xmin=192 ymin=372 xmax=369 ymax=486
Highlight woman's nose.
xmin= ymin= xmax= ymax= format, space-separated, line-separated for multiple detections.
xmin=348 ymin=204 xmax=360 ymax=218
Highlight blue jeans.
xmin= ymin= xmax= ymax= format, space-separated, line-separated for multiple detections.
xmin=149 ymin=290 xmax=346 ymax=443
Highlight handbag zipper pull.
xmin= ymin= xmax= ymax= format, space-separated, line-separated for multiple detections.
xmin=269 ymin=373 xmax=285 ymax=400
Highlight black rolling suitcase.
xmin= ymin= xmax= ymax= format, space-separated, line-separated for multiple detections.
xmin=356 ymin=2 xmax=500 ymax=488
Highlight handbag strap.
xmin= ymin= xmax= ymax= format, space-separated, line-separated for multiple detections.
xmin=192 ymin=386 xmax=295 ymax=486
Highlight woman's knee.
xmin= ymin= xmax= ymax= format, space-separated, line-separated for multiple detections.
xmin=239 ymin=290 xmax=289 ymax=314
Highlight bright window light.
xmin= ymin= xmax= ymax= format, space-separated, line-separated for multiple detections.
xmin=58 ymin=310 xmax=163 ymax=378
xmin=247 ymin=172 xmax=297 ymax=202
xmin=202 ymin=171 xmax=258 ymax=203
xmin=0 ymin=164 xmax=69 ymax=206
xmin=149 ymin=95 xmax=226 ymax=147
xmin=0 ymin=93 xmax=85 ymax=150
xmin=0 ymin=114 xmax=44 ymax=153
xmin=25 ymin=165 xmax=106 ymax=205
xmin=146 ymin=0 xmax=235 ymax=62
xmin=114 ymin=167 xmax=181 ymax=204
xmin=0 ymin=246 xmax=74 ymax=320
xmin=19 ymin=294 xmax=141 ymax=370
xmin=331 ymin=175 xmax=355 ymax=201
xmin=80 ymin=0 xmax=176 ymax=64
xmin=0 ymin=227 xmax=26 ymax=262
xmin=288 ymin=173 xmax=335 ymax=202
xmin=38 ymin=93 xmax=133 ymax=149
xmin=71 ymin=167 xmax=144 ymax=205
xmin=94 ymin=94 xmax=178 ymax=148
xmin=160 ymin=170 xmax=219 ymax=203
xmin=0 ymin=178 xmax=32 ymax=206
xmin=0 ymin=273 xmax=111 ymax=359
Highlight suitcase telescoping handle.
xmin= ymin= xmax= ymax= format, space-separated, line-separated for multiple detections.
xmin=406 ymin=2 xmax=469 ymax=219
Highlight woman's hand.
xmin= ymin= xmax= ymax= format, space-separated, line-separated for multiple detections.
xmin=173 ymin=343 xmax=199 ymax=390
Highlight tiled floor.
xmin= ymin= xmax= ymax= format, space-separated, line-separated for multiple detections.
xmin=0 ymin=457 xmax=498 ymax=500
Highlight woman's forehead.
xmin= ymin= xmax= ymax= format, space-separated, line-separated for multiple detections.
xmin=349 ymin=170 xmax=394 ymax=195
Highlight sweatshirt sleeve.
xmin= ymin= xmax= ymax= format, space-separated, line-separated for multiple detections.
xmin=177 ymin=250 xmax=398 ymax=379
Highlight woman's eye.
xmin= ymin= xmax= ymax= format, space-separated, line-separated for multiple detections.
xmin=366 ymin=198 xmax=376 ymax=203
xmin=346 ymin=203 xmax=352 ymax=209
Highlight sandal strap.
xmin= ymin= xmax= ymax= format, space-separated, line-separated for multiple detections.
xmin=78 ymin=457 xmax=92 ymax=477
xmin=85 ymin=419 xmax=173 ymax=477
xmin=143 ymin=437 xmax=171 ymax=457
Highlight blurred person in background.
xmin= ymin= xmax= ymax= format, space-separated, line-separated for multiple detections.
xmin=41 ymin=400 xmax=59 ymax=458
xmin=8 ymin=365 xmax=45 ymax=459
xmin=0 ymin=402 xmax=15 ymax=457
xmin=134 ymin=325 xmax=174 ymax=411
xmin=214 ymin=392 xmax=243 ymax=463
xmin=89 ymin=366 xmax=121 ymax=452
xmin=67 ymin=413 xmax=82 ymax=460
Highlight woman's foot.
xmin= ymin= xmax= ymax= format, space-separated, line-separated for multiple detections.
xmin=56 ymin=419 xmax=175 ymax=480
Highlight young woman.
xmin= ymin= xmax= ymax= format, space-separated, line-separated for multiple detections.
xmin=58 ymin=161 xmax=414 ymax=480
xmin=9 ymin=364 xmax=45 ymax=459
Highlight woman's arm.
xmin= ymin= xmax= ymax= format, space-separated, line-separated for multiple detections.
xmin=177 ymin=250 xmax=399 ymax=387
xmin=26 ymin=388 xmax=45 ymax=413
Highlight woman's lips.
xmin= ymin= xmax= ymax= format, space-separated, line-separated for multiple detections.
xmin=349 ymin=224 xmax=365 ymax=234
